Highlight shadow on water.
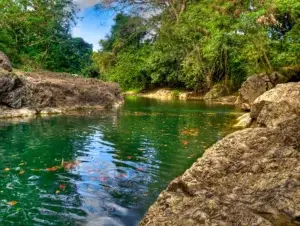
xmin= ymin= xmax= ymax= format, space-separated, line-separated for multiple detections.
xmin=0 ymin=97 xmax=238 ymax=225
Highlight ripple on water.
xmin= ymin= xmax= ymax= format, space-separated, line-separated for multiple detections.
xmin=0 ymin=97 xmax=238 ymax=225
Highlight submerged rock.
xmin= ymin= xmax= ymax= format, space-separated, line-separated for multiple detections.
xmin=0 ymin=69 xmax=123 ymax=118
xmin=141 ymin=82 xmax=300 ymax=226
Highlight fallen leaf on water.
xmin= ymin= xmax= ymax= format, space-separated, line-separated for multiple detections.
xmin=46 ymin=166 xmax=58 ymax=172
xmin=59 ymin=184 xmax=66 ymax=191
xmin=62 ymin=160 xmax=80 ymax=170
xmin=56 ymin=190 xmax=60 ymax=194
xmin=137 ymin=167 xmax=144 ymax=171
xmin=120 ymin=173 xmax=127 ymax=178
xmin=4 ymin=168 xmax=10 ymax=172
xmin=19 ymin=163 xmax=25 ymax=166
xmin=8 ymin=201 xmax=17 ymax=206
xmin=182 ymin=140 xmax=189 ymax=146
xmin=127 ymin=156 xmax=132 ymax=159
xmin=99 ymin=176 xmax=107 ymax=182
xmin=180 ymin=128 xmax=199 ymax=136
xmin=19 ymin=170 xmax=25 ymax=175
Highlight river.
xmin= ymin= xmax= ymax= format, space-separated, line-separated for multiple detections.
xmin=0 ymin=97 xmax=237 ymax=225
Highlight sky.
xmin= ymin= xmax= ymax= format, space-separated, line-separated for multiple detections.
xmin=71 ymin=1 xmax=115 ymax=51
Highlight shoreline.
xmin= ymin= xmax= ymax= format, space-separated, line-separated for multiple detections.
xmin=124 ymin=88 xmax=238 ymax=105
xmin=140 ymin=82 xmax=300 ymax=225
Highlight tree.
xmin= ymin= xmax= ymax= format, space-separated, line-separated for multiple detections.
xmin=0 ymin=0 xmax=95 ymax=76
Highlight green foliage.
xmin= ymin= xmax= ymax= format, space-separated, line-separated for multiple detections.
xmin=0 ymin=0 xmax=94 ymax=76
xmin=2 ymin=0 xmax=299 ymax=88
xmin=93 ymin=14 xmax=151 ymax=89
xmin=96 ymin=0 xmax=300 ymax=91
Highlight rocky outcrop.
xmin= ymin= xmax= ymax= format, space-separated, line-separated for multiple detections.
xmin=250 ymin=82 xmax=300 ymax=128
xmin=0 ymin=51 xmax=12 ymax=72
xmin=0 ymin=69 xmax=123 ymax=118
xmin=204 ymin=84 xmax=229 ymax=100
xmin=236 ymin=73 xmax=288 ymax=111
xmin=133 ymin=89 xmax=195 ymax=100
xmin=140 ymin=82 xmax=300 ymax=226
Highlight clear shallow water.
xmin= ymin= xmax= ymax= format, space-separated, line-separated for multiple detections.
xmin=0 ymin=97 xmax=238 ymax=225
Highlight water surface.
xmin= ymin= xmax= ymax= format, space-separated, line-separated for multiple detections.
xmin=0 ymin=97 xmax=237 ymax=225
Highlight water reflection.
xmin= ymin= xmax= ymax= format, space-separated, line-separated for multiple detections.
xmin=0 ymin=97 xmax=238 ymax=225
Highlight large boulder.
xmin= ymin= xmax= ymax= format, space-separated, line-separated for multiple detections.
xmin=236 ymin=73 xmax=287 ymax=111
xmin=140 ymin=117 xmax=300 ymax=226
xmin=204 ymin=84 xmax=229 ymax=99
xmin=0 ymin=69 xmax=27 ymax=108
xmin=0 ymin=70 xmax=123 ymax=114
xmin=250 ymin=82 xmax=300 ymax=128
xmin=141 ymin=82 xmax=300 ymax=226
xmin=0 ymin=51 xmax=12 ymax=72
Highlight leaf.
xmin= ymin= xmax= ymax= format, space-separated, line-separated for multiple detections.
xmin=99 ymin=176 xmax=107 ymax=182
xmin=127 ymin=156 xmax=132 ymax=159
xmin=56 ymin=190 xmax=60 ymax=194
xmin=182 ymin=140 xmax=189 ymax=146
xmin=46 ymin=166 xmax=58 ymax=172
xmin=180 ymin=128 xmax=199 ymax=136
xmin=59 ymin=184 xmax=66 ymax=191
xmin=4 ymin=168 xmax=10 ymax=172
xmin=8 ymin=201 xmax=17 ymax=206
xmin=62 ymin=160 xmax=80 ymax=170
xmin=19 ymin=170 xmax=25 ymax=175
xmin=120 ymin=173 xmax=127 ymax=178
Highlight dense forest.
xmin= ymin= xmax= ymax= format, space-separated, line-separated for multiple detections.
xmin=1 ymin=0 xmax=299 ymax=92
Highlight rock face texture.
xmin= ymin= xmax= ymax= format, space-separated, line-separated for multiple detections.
xmin=0 ymin=69 xmax=123 ymax=118
xmin=140 ymin=82 xmax=300 ymax=226
xmin=236 ymin=73 xmax=287 ymax=111
xmin=0 ymin=51 xmax=12 ymax=72
xmin=251 ymin=82 xmax=300 ymax=128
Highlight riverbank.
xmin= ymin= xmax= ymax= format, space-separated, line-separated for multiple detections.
xmin=124 ymin=88 xmax=238 ymax=105
xmin=0 ymin=68 xmax=123 ymax=119
xmin=140 ymin=82 xmax=300 ymax=225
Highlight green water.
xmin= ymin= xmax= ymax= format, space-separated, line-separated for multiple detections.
xmin=0 ymin=97 xmax=237 ymax=225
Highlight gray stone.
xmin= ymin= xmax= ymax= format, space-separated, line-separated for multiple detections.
xmin=141 ymin=82 xmax=300 ymax=226
xmin=237 ymin=72 xmax=287 ymax=111
xmin=140 ymin=117 xmax=300 ymax=226
xmin=0 ymin=69 xmax=123 ymax=115
xmin=0 ymin=51 xmax=12 ymax=72
xmin=251 ymin=82 xmax=300 ymax=128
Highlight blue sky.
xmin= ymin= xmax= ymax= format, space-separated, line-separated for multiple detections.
xmin=71 ymin=2 xmax=115 ymax=51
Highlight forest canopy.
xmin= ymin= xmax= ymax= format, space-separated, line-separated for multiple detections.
xmin=1 ymin=0 xmax=300 ymax=91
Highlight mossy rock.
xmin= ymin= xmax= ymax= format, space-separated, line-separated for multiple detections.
xmin=204 ymin=84 xmax=229 ymax=99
